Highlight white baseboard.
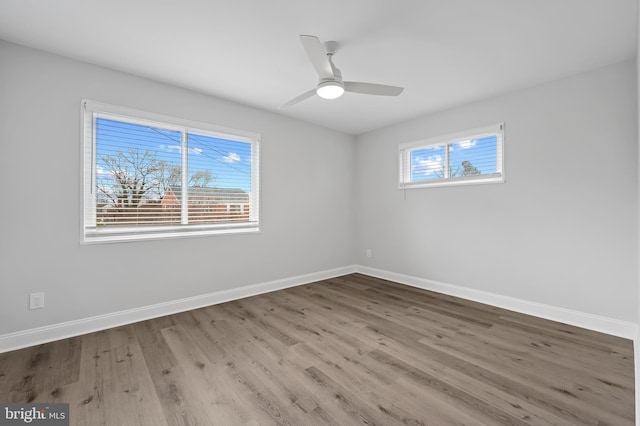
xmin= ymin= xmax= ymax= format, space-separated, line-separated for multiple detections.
xmin=1 ymin=264 xmax=636 ymax=353
xmin=356 ymin=265 xmax=638 ymax=340
xmin=0 ymin=265 xmax=357 ymax=353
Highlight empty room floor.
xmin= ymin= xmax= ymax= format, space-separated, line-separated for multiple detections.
xmin=0 ymin=274 xmax=634 ymax=425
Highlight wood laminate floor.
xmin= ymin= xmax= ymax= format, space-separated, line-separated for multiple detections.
xmin=0 ymin=274 xmax=634 ymax=425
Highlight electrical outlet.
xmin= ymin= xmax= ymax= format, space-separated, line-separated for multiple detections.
xmin=29 ymin=292 xmax=44 ymax=310
xmin=366 ymin=249 xmax=373 ymax=258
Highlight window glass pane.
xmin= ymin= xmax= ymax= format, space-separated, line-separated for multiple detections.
xmin=449 ymin=135 xmax=497 ymax=177
xmin=410 ymin=145 xmax=445 ymax=181
xmin=186 ymin=133 xmax=253 ymax=224
xmin=398 ymin=123 xmax=503 ymax=189
xmin=84 ymin=101 xmax=260 ymax=243
xmin=95 ymin=118 xmax=182 ymax=227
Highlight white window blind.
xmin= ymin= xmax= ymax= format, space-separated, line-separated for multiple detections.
xmin=82 ymin=100 xmax=260 ymax=243
xmin=399 ymin=123 xmax=504 ymax=189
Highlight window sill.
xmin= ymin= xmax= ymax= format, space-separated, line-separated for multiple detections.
xmin=399 ymin=174 xmax=504 ymax=190
xmin=82 ymin=225 xmax=260 ymax=244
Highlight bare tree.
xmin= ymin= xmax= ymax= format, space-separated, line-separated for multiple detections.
xmin=155 ymin=160 xmax=181 ymax=194
xmin=98 ymin=148 xmax=160 ymax=210
xmin=189 ymin=170 xmax=214 ymax=187
xmin=153 ymin=165 xmax=214 ymax=192
xmin=97 ymin=148 xmax=217 ymax=218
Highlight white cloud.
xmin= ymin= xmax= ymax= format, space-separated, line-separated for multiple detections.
xmin=159 ymin=144 xmax=181 ymax=153
xmin=223 ymin=152 xmax=241 ymax=163
xmin=456 ymin=139 xmax=477 ymax=149
xmin=159 ymin=144 xmax=202 ymax=155
xmin=95 ymin=166 xmax=110 ymax=177
xmin=415 ymin=155 xmax=443 ymax=175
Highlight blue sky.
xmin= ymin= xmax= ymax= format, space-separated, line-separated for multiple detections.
xmin=410 ymin=135 xmax=497 ymax=181
xmin=95 ymin=118 xmax=253 ymax=195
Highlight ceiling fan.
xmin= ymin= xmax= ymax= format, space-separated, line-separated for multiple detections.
xmin=280 ymin=35 xmax=404 ymax=109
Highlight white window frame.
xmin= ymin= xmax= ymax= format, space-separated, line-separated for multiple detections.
xmin=81 ymin=100 xmax=260 ymax=243
xmin=398 ymin=123 xmax=504 ymax=189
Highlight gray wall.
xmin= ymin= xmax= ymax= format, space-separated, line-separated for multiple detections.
xmin=0 ymin=41 xmax=356 ymax=335
xmin=0 ymin=40 xmax=637 ymax=337
xmin=355 ymin=60 xmax=638 ymax=322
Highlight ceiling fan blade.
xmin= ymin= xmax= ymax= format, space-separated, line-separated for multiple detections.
xmin=299 ymin=35 xmax=334 ymax=79
xmin=344 ymin=81 xmax=404 ymax=96
xmin=279 ymin=89 xmax=316 ymax=109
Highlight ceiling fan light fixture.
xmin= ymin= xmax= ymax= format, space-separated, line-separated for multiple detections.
xmin=316 ymin=81 xmax=344 ymax=99
xmin=279 ymin=35 xmax=404 ymax=109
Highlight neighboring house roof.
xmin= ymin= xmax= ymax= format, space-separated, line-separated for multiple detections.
xmin=163 ymin=186 xmax=249 ymax=204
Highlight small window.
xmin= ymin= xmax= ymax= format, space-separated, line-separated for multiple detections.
xmin=399 ymin=123 xmax=504 ymax=189
xmin=82 ymin=100 xmax=260 ymax=243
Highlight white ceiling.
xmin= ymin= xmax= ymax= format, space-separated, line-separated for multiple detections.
xmin=0 ymin=0 xmax=637 ymax=135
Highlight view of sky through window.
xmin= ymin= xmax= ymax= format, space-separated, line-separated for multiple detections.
xmin=95 ymin=118 xmax=253 ymax=206
xmin=410 ymin=135 xmax=497 ymax=182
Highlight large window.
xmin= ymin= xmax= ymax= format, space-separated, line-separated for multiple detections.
xmin=82 ymin=100 xmax=260 ymax=243
xmin=399 ymin=123 xmax=504 ymax=189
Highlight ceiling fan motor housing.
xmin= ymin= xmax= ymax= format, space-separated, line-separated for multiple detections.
xmin=317 ymin=51 xmax=344 ymax=99
xmin=323 ymin=40 xmax=339 ymax=55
